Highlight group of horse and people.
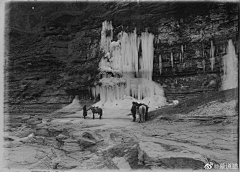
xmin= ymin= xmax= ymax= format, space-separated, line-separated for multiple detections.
xmin=82 ymin=105 xmax=103 ymax=119
xmin=81 ymin=102 xmax=149 ymax=123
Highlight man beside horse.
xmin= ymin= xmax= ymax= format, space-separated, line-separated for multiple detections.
xmin=131 ymin=102 xmax=149 ymax=123
xmin=82 ymin=105 xmax=103 ymax=120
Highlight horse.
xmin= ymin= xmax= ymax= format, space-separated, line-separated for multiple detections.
xmin=138 ymin=103 xmax=149 ymax=121
xmin=136 ymin=104 xmax=147 ymax=123
xmin=89 ymin=106 xmax=103 ymax=119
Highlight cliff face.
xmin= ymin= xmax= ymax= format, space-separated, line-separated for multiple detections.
xmin=5 ymin=2 xmax=238 ymax=115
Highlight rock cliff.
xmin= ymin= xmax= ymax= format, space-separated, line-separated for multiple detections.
xmin=5 ymin=2 xmax=238 ymax=115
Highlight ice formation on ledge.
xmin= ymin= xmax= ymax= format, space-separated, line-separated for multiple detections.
xmin=170 ymin=52 xmax=174 ymax=68
xmin=91 ymin=21 xmax=167 ymax=109
xmin=210 ymin=40 xmax=215 ymax=71
xmin=221 ymin=39 xmax=238 ymax=90
xmin=159 ymin=55 xmax=162 ymax=75
xmin=210 ymin=57 xmax=215 ymax=72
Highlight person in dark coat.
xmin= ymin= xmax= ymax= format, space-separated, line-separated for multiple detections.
xmin=131 ymin=102 xmax=138 ymax=122
xmin=83 ymin=105 xmax=88 ymax=119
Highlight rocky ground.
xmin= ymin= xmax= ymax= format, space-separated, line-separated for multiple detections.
xmin=3 ymin=89 xmax=238 ymax=170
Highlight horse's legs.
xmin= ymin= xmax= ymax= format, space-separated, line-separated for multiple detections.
xmin=142 ymin=111 xmax=145 ymax=123
xmin=143 ymin=109 xmax=146 ymax=123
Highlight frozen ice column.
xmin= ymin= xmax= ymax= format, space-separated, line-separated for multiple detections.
xmin=221 ymin=39 xmax=238 ymax=90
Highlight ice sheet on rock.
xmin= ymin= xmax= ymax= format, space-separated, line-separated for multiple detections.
xmin=55 ymin=96 xmax=81 ymax=113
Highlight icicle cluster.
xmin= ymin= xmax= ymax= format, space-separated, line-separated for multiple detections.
xmin=202 ymin=59 xmax=206 ymax=73
xmin=140 ymin=32 xmax=154 ymax=80
xmin=100 ymin=21 xmax=113 ymax=53
xmin=127 ymin=78 xmax=165 ymax=101
xmin=91 ymin=84 xmax=125 ymax=103
xmin=99 ymin=77 xmax=126 ymax=86
xmin=210 ymin=40 xmax=215 ymax=71
xmin=221 ymin=39 xmax=238 ymax=90
xmin=118 ymin=29 xmax=140 ymax=77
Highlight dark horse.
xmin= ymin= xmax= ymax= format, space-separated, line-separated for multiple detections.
xmin=89 ymin=106 xmax=103 ymax=119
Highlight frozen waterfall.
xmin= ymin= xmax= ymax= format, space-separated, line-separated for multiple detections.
xmin=91 ymin=21 xmax=167 ymax=108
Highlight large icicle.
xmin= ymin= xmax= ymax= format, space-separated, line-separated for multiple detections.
xmin=221 ymin=39 xmax=238 ymax=90
xmin=210 ymin=40 xmax=215 ymax=71
xmin=171 ymin=52 xmax=174 ymax=68
xmin=181 ymin=45 xmax=184 ymax=61
xmin=159 ymin=55 xmax=162 ymax=75
xmin=141 ymin=31 xmax=154 ymax=81
xmin=210 ymin=57 xmax=215 ymax=71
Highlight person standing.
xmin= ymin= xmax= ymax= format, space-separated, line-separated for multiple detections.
xmin=131 ymin=102 xmax=137 ymax=122
xmin=83 ymin=105 xmax=87 ymax=119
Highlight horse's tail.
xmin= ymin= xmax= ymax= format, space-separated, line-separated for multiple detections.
xmin=139 ymin=105 xmax=146 ymax=117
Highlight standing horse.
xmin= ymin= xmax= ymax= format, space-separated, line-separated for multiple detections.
xmin=136 ymin=104 xmax=147 ymax=123
xmin=138 ymin=103 xmax=149 ymax=121
xmin=89 ymin=106 xmax=103 ymax=119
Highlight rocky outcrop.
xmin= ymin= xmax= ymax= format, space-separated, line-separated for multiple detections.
xmin=137 ymin=141 xmax=206 ymax=169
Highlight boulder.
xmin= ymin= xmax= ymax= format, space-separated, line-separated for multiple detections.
xmin=36 ymin=123 xmax=46 ymax=128
xmin=78 ymin=137 xmax=96 ymax=148
xmin=48 ymin=128 xmax=63 ymax=137
xmin=62 ymin=128 xmax=70 ymax=136
xmin=4 ymin=137 xmax=14 ymax=141
xmin=33 ymin=136 xmax=46 ymax=145
xmin=12 ymin=128 xmax=36 ymax=138
xmin=62 ymin=138 xmax=82 ymax=152
xmin=82 ymin=132 xmax=97 ymax=142
xmin=27 ymin=118 xmax=42 ymax=127
xmin=9 ymin=123 xmax=22 ymax=128
xmin=113 ymin=157 xmax=132 ymax=170
xmin=21 ymin=116 xmax=32 ymax=122
xmin=55 ymin=134 xmax=69 ymax=141
xmin=137 ymin=141 xmax=207 ymax=166
xmin=35 ymin=128 xmax=50 ymax=137
xmin=19 ymin=135 xmax=36 ymax=143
